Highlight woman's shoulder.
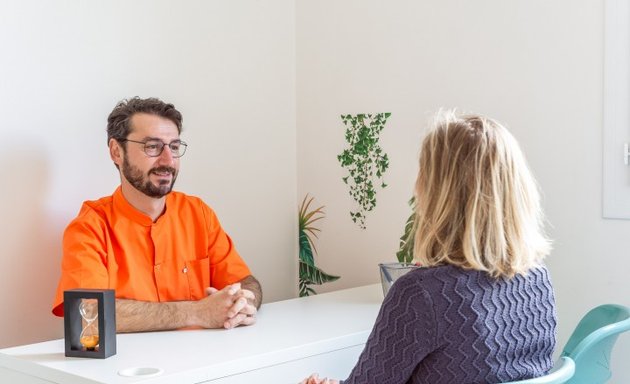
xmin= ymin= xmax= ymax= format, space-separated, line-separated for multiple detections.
xmin=402 ymin=264 xmax=477 ymax=281
xmin=405 ymin=263 xmax=551 ymax=280
xmin=398 ymin=264 xmax=552 ymax=293
xmin=394 ymin=264 xmax=470 ymax=292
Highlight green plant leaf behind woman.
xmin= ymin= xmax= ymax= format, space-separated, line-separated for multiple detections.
xmin=396 ymin=197 xmax=416 ymax=264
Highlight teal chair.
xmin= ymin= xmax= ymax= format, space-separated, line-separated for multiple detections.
xmin=504 ymin=356 xmax=576 ymax=383
xmin=561 ymin=304 xmax=630 ymax=384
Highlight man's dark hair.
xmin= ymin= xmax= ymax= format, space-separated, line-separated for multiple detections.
xmin=107 ymin=97 xmax=183 ymax=145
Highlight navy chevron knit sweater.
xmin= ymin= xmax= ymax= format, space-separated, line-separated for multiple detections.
xmin=342 ymin=265 xmax=556 ymax=384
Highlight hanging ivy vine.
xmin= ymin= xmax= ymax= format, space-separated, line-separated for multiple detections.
xmin=337 ymin=113 xmax=391 ymax=229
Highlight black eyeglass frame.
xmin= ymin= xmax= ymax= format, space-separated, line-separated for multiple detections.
xmin=119 ymin=138 xmax=188 ymax=158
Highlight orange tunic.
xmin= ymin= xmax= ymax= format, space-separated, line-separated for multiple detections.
xmin=52 ymin=187 xmax=251 ymax=316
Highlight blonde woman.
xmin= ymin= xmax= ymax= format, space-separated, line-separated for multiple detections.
xmin=301 ymin=111 xmax=556 ymax=384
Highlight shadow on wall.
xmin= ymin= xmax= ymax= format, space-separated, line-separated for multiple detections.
xmin=0 ymin=149 xmax=64 ymax=348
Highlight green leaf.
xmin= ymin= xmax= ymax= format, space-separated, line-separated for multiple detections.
xmin=299 ymin=261 xmax=340 ymax=285
xmin=298 ymin=278 xmax=318 ymax=297
xmin=299 ymin=230 xmax=315 ymax=266
xmin=396 ymin=197 xmax=416 ymax=263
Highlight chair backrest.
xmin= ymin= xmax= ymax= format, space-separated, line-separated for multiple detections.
xmin=561 ymin=304 xmax=630 ymax=384
xmin=504 ymin=356 xmax=576 ymax=384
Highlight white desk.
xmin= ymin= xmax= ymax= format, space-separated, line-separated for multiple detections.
xmin=0 ymin=284 xmax=383 ymax=383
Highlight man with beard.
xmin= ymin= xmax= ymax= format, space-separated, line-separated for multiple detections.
xmin=52 ymin=97 xmax=262 ymax=332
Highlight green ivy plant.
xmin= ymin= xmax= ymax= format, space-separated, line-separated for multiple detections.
xmin=337 ymin=113 xmax=391 ymax=229
xmin=298 ymin=195 xmax=340 ymax=297
xmin=396 ymin=197 xmax=416 ymax=263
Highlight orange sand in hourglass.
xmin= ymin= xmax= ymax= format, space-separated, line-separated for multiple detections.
xmin=80 ymin=335 xmax=99 ymax=350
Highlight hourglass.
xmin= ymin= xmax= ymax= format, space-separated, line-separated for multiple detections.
xmin=64 ymin=289 xmax=117 ymax=358
xmin=79 ymin=299 xmax=99 ymax=351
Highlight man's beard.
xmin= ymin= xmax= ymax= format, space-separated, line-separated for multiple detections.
xmin=122 ymin=155 xmax=177 ymax=198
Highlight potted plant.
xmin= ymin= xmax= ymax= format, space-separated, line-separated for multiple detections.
xmin=298 ymin=195 xmax=340 ymax=297
xmin=379 ymin=198 xmax=420 ymax=296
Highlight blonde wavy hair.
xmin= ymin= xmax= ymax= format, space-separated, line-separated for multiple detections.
xmin=413 ymin=110 xmax=551 ymax=278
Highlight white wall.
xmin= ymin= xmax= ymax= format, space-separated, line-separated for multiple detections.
xmin=297 ymin=0 xmax=630 ymax=382
xmin=0 ymin=0 xmax=297 ymax=348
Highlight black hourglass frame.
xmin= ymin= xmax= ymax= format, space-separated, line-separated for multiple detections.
xmin=64 ymin=289 xmax=116 ymax=359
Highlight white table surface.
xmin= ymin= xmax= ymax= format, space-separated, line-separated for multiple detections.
xmin=0 ymin=284 xmax=383 ymax=383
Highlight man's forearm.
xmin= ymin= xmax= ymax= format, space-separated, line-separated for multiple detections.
xmin=116 ymin=299 xmax=194 ymax=333
xmin=239 ymin=275 xmax=262 ymax=309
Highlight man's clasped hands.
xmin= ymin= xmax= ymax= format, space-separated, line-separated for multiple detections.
xmin=198 ymin=282 xmax=257 ymax=329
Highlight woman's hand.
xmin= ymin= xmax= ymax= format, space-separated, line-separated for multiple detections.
xmin=299 ymin=373 xmax=339 ymax=384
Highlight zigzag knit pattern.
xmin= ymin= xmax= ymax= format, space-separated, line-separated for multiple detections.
xmin=341 ymin=265 xmax=556 ymax=384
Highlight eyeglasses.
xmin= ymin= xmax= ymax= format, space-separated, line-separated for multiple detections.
xmin=120 ymin=139 xmax=188 ymax=158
